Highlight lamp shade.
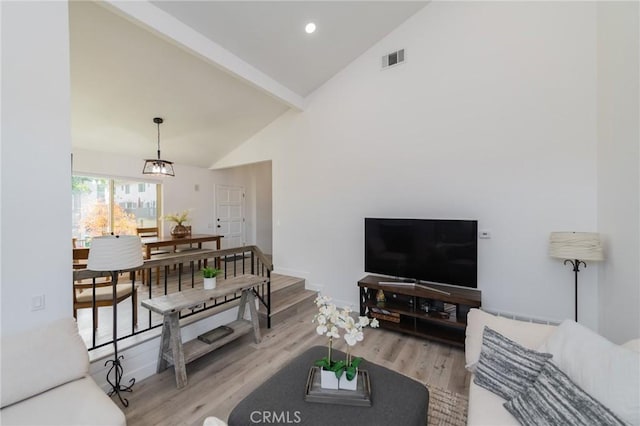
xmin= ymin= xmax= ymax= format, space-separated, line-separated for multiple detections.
xmin=142 ymin=117 xmax=175 ymax=177
xmin=549 ymin=232 xmax=604 ymax=261
xmin=142 ymin=159 xmax=175 ymax=177
xmin=87 ymin=235 xmax=144 ymax=271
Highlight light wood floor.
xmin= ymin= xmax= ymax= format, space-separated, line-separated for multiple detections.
xmin=123 ymin=302 xmax=471 ymax=426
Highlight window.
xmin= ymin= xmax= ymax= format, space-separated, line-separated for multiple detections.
xmin=138 ymin=183 xmax=146 ymax=192
xmin=72 ymin=175 xmax=160 ymax=246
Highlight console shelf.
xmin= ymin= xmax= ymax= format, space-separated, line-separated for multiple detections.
xmin=358 ymin=275 xmax=481 ymax=348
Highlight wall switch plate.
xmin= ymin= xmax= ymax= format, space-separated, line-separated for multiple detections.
xmin=479 ymin=230 xmax=492 ymax=239
xmin=31 ymin=294 xmax=45 ymax=311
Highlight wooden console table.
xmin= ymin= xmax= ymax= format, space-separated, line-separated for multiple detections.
xmin=142 ymin=274 xmax=265 ymax=388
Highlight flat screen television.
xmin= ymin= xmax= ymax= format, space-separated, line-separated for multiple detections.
xmin=364 ymin=218 xmax=478 ymax=289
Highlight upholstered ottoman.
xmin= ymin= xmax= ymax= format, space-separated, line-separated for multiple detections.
xmin=228 ymin=346 xmax=428 ymax=426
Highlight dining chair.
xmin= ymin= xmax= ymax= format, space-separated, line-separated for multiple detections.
xmin=173 ymin=225 xmax=202 ymax=270
xmin=72 ymin=248 xmax=138 ymax=329
xmin=136 ymin=227 xmax=168 ymax=285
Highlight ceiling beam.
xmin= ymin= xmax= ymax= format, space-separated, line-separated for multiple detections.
xmin=101 ymin=1 xmax=305 ymax=111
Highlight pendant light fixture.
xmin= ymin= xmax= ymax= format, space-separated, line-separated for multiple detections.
xmin=142 ymin=117 xmax=175 ymax=177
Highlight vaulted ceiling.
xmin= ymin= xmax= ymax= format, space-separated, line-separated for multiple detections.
xmin=69 ymin=1 xmax=427 ymax=168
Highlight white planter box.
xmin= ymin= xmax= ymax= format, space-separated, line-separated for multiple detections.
xmin=339 ymin=369 xmax=358 ymax=390
xmin=204 ymin=277 xmax=216 ymax=289
xmin=320 ymin=368 xmax=340 ymax=390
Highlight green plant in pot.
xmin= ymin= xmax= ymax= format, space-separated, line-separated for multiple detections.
xmin=165 ymin=210 xmax=190 ymax=238
xmin=311 ymin=296 xmax=378 ymax=390
xmin=202 ymin=266 xmax=221 ymax=290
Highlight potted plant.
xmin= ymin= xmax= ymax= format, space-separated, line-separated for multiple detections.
xmin=202 ymin=266 xmax=221 ymax=289
xmin=311 ymin=296 xmax=378 ymax=390
xmin=164 ymin=210 xmax=190 ymax=238
xmin=339 ymin=313 xmax=377 ymax=390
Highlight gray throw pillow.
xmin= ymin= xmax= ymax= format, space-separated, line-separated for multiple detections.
xmin=474 ymin=326 xmax=552 ymax=400
xmin=504 ymin=360 xmax=627 ymax=426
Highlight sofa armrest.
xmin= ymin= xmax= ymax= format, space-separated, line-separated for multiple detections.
xmin=1 ymin=318 xmax=89 ymax=408
xmin=622 ymin=338 xmax=640 ymax=352
xmin=0 ymin=376 xmax=125 ymax=426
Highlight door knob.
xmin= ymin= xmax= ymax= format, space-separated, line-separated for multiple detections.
xmin=217 ymin=225 xmax=221 ymax=228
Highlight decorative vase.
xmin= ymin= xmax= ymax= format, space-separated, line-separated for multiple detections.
xmin=204 ymin=277 xmax=216 ymax=290
xmin=339 ymin=369 xmax=358 ymax=390
xmin=319 ymin=368 xmax=340 ymax=390
xmin=171 ymin=224 xmax=189 ymax=238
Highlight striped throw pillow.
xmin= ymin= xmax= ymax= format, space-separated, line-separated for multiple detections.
xmin=474 ymin=326 xmax=552 ymax=400
xmin=504 ymin=360 xmax=627 ymax=426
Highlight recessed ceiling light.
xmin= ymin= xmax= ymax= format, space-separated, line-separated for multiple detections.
xmin=305 ymin=22 xmax=316 ymax=34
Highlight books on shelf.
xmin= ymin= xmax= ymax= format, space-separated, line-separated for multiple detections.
xmin=369 ymin=306 xmax=401 ymax=323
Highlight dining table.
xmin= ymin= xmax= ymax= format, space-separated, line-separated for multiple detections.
xmin=139 ymin=234 xmax=223 ymax=286
xmin=140 ymin=233 xmax=223 ymax=264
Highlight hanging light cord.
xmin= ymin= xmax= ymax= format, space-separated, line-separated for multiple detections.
xmin=156 ymin=121 xmax=161 ymax=160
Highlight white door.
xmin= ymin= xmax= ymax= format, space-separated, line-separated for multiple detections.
xmin=216 ymin=185 xmax=244 ymax=249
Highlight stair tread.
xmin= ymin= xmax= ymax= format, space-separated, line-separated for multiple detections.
xmin=260 ymin=287 xmax=316 ymax=316
xmin=270 ymin=273 xmax=305 ymax=294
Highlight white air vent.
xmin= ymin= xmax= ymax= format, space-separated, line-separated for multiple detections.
xmin=382 ymin=49 xmax=405 ymax=69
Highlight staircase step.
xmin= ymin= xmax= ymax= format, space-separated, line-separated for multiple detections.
xmin=269 ymin=273 xmax=306 ymax=294
xmin=260 ymin=285 xmax=317 ymax=326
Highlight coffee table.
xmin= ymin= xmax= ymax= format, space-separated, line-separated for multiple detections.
xmin=228 ymin=346 xmax=429 ymax=426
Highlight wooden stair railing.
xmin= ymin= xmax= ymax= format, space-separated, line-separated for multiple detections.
xmin=72 ymin=245 xmax=273 ymax=350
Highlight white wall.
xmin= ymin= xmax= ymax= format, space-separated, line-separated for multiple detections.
xmin=1 ymin=1 xmax=72 ymax=335
xmin=596 ymin=2 xmax=640 ymax=344
xmin=253 ymin=161 xmax=273 ymax=254
xmin=215 ymin=2 xmax=601 ymax=326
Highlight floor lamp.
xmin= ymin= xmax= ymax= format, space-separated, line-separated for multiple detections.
xmin=549 ymin=232 xmax=603 ymax=322
xmin=87 ymin=235 xmax=143 ymax=407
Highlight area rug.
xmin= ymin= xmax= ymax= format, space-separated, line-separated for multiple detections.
xmin=427 ymin=386 xmax=468 ymax=426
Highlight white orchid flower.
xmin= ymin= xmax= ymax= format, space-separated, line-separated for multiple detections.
xmin=358 ymin=316 xmax=370 ymax=327
xmin=326 ymin=326 xmax=340 ymax=339
xmin=343 ymin=315 xmax=356 ymax=330
xmin=314 ymin=295 xmax=332 ymax=307
xmin=313 ymin=295 xmax=379 ymax=366
xmin=344 ymin=328 xmax=364 ymax=346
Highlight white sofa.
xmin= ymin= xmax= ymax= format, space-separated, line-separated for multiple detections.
xmin=464 ymin=309 xmax=640 ymax=426
xmin=0 ymin=318 xmax=126 ymax=426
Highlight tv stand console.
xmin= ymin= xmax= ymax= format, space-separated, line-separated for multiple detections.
xmin=358 ymin=275 xmax=481 ymax=348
